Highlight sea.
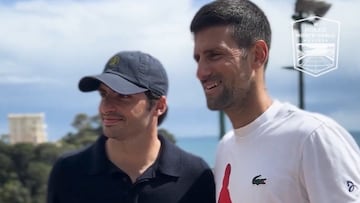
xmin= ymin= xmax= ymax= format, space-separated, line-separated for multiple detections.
xmin=176 ymin=131 xmax=360 ymax=167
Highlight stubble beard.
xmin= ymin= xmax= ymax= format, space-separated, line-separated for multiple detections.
xmin=103 ymin=126 xmax=118 ymax=139
xmin=102 ymin=123 xmax=128 ymax=141
xmin=206 ymin=83 xmax=251 ymax=112
xmin=206 ymin=86 xmax=232 ymax=111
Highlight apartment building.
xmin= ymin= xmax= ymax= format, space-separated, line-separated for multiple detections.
xmin=8 ymin=113 xmax=47 ymax=144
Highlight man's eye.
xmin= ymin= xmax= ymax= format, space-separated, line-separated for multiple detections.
xmin=194 ymin=55 xmax=200 ymax=63
xmin=208 ymin=53 xmax=221 ymax=60
xmin=99 ymin=92 xmax=106 ymax=97
xmin=117 ymin=94 xmax=130 ymax=99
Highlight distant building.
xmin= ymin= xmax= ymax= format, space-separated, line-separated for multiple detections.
xmin=8 ymin=113 xmax=47 ymax=144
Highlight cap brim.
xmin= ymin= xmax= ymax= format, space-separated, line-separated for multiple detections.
xmin=78 ymin=73 xmax=147 ymax=95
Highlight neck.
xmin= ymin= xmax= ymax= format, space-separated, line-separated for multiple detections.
xmin=226 ymin=81 xmax=272 ymax=129
xmin=105 ymin=130 xmax=161 ymax=183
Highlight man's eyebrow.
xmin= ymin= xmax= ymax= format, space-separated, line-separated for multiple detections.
xmin=194 ymin=48 xmax=223 ymax=60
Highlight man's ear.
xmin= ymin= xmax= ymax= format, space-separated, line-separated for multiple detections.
xmin=155 ymin=96 xmax=167 ymax=116
xmin=251 ymin=40 xmax=269 ymax=69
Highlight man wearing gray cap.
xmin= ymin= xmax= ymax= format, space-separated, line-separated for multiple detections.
xmin=47 ymin=51 xmax=216 ymax=203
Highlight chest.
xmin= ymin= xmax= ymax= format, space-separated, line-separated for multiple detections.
xmin=58 ymin=173 xmax=184 ymax=203
xmin=214 ymin=135 xmax=306 ymax=203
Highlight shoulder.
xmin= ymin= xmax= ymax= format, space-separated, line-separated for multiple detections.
xmin=158 ymin=137 xmax=216 ymax=202
xmin=158 ymin=135 xmax=212 ymax=177
xmin=275 ymin=101 xmax=345 ymax=136
xmin=47 ymin=143 xmax=95 ymax=194
xmin=51 ymin=134 xmax=108 ymax=176
xmin=179 ymin=146 xmax=210 ymax=169
xmin=51 ymin=143 xmax=94 ymax=175
xmin=161 ymin=136 xmax=210 ymax=169
xmin=59 ymin=144 xmax=93 ymax=162
xmin=53 ymin=135 xmax=106 ymax=169
xmin=277 ymin=102 xmax=359 ymax=152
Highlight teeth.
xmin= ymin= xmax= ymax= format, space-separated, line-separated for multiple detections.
xmin=206 ymin=82 xmax=218 ymax=90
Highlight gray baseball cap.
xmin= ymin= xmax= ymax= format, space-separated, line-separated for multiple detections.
xmin=79 ymin=51 xmax=168 ymax=96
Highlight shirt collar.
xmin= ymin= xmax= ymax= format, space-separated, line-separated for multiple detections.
xmin=87 ymin=134 xmax=182 ymax=178
xmin=156 ymin=135 xmax=182 ymax=177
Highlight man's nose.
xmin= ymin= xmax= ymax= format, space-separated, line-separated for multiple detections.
xmin=100 ymin=97 xmax=116 ymax=113
xmin=196 ymin=59 xmax=211 ymax=81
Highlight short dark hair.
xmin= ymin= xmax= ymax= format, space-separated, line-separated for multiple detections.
xmin=190 ymin=0 xmax=271 ymax=67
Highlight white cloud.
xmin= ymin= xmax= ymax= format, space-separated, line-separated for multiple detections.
xmin=0 ymin=0 xmax=196 ymax=77
xmin=0 ymin=0 xmax=359 ymax=140
xmin=0 ymin=75 xmax=60 ymax=84
xmin=0 ymin=59 xmax=62 ymax=84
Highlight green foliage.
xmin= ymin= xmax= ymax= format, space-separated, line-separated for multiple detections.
xmin=0 ymin=180 xmax=31 ymax=203
xmin=0 ymin=134 xmax=9 ymax=143
xmin=0 ymin=113 xmax=176 ymax=203
xmin=0 ymin=141 xmax=58 ymax=203
xmin=33 ymin=143 xmax=62 ymax=165
xmin=71 ymin=113 xmax=101 ymax=132
xmin=159 ymin=128 xmax=176 ymax=144
xmin=0 ymin=152 xmax=13 ymax=183
xmin=0 ymin=113 xmax=103 ymax=203
xmin=10 ymin=143 xmax=35 ymax=185
xmin=71 ymin=113 xmax=90 ymax=130
xmin=25 ymin=162 xmax=51 ymax=199
xmin=61 ymin=129 xmax=98 ymax=147
xmin=0 ymin=140 xmax=10 ymax=154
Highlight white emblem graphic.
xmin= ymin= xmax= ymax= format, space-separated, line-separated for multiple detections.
xmin=292 ymin=16 xmax=340 ymax=77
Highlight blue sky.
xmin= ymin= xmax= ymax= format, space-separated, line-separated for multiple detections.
xmin=0 ymin=0 xmax=359 ymax=141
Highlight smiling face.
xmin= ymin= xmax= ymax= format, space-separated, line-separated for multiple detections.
xmin=193 ymin=25 xmax=255 ymax=112
xmin=98 ymin=84 xmax=156 ymax=141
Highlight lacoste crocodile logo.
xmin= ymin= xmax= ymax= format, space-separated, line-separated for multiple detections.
xmin=252 ymin=175 xmax=266 ymax=185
